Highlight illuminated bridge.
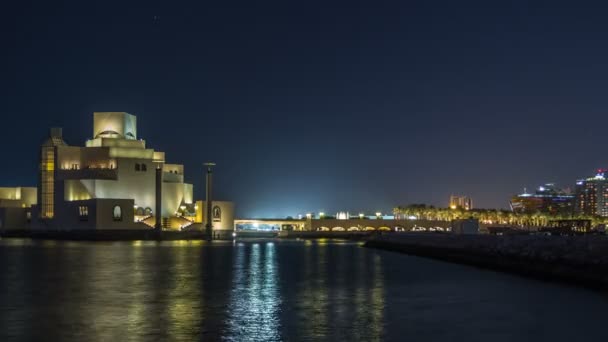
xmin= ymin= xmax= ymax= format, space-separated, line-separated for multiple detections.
xmin=235 ymin=218 xmax=451 ymax=232
xmin=234 ymin=219 xmax=306 ymax=232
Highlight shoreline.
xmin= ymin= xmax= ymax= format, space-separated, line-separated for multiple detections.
xmin=0 ymin=229 xmax=377 ymax=241
xmin=364 ymin=233 xmax=608 ymax=290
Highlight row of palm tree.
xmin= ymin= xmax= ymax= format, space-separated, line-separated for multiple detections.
xmin=393 ymin=204 xmax=606 ymax=227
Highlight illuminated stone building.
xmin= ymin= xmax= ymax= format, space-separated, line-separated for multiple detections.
xmin=32 ymin=112 xmax=195 ymax=230
xmin=574 ymin=170 xmax=608 ymax=217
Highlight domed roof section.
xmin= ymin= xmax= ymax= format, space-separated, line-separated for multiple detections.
xmin=93 ymin=112 xmax=137 ymax=140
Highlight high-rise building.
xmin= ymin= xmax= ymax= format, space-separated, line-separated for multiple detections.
xmin=449 ymin=195 xmax=473 ymax=210
xmin=510 ymin=183 xmax=574 ymax=215
xmin=574 ymin=170 xmax=608 ymax=217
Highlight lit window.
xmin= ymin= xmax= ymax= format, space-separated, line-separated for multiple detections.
xmin=79 ymin=206 xmax=89 ymax=221
xmin=113 ymin=205 xmax=122 ymax=221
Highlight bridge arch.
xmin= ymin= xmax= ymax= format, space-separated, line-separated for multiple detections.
xmin=347 ymin=226 xmax=360 ymax=231
xmin=318 ymin=226 xmax=330 ymax=231
xmin=378 ymin=226 xmax=392 ymax=231
xmin=331 ymin=227 xmax=345 ymax=231
xmin=364 ymin=226 xmax=376 ymax=231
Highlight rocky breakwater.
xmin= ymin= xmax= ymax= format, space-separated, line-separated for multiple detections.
xmin=365 ymin=233 xmax=608 ymax=289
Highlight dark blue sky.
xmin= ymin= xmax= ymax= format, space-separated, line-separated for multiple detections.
xmin=2 ymin=0 xmax=608 ymax=217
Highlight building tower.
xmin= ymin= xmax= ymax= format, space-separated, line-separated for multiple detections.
xmin=449 ymin=195 xmax=473 ymax=210
xmin=38 ymin=128 xmax=67 ymax=219
xmin=574 ymin=170 xmax=608 ymax=217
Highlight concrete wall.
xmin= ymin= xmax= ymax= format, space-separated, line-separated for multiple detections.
xmin=162 ymin=182 xmax=193 ymax=216
xmin=95 ymin=198 xmax=137 ymax=229
xmin=0 ymin=187 xmax=37 ymax=207
xmin=196 ymin=200 xmax=234 ymax=230
xmin=33 ymin=198 xmax=138 ymax=230
xmin=56 ymin=153 xmax=192 ymax=219
xmin=0 ymin=207 xmax=30 ymax=230
xmin=79 ymin=158 xmax=192 ymax=218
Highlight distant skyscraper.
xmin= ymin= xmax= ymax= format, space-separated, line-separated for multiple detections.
xmin=574 ymin=170 xmax=608 ymax=217
xmin=449 ymin=195 xmax=473 ymax=210
xmin=510 ymin=183 xmax=573 ymax=215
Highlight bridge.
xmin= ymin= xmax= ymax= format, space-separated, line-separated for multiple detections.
xmin=234 ymin=219 xmax=306 ymax=231
xmin=235 ymin=218 xmax=451 ymax=232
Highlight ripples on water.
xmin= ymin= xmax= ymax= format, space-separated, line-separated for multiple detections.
xmin=1 ymin=238 xmax=608 ymax=341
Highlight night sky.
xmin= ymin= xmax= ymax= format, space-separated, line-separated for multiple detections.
xmin=2 ymin=1 xmax=608 ymax=218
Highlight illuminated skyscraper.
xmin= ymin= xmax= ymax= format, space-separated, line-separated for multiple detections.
xmin=574 ymin=170 xmax=608 ymax=217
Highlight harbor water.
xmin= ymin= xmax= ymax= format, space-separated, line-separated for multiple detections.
xmin=1 ymin=238 xmax=607 ymax=341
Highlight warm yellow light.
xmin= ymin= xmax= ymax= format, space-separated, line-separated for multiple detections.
xmin=306 ymin=213 xmax=312 ymax=219
xmin=450 ymin=205 xmax=457 ymax=209
xmin=375 ymin=212 xmax=382 ymax=217
xmin=359 ymin=213 xmax=364 ymax=218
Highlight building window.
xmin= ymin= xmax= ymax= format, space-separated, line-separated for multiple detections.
xmin=144 ymin=207 xmax=152 ymax=216
xmin=213 ymin=206 xmax=222 ymax=222
xmin=79 ymin=206 xmax=89 ymax=221
xmin=141 ymin=164 xmax=147 ymax=172
xmin=135 ymin=163 xmax=141 ymax=171
xmin=113 ymin=205 xmax=122 ymax=221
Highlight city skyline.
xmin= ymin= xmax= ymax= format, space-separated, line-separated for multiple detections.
xmin=1 ymin=109 xmax=608 ymax=218
xmin=3 ymin=1 xmax=608 ymax=217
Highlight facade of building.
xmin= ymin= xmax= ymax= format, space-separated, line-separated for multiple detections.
xmin=0 ymin=187 xmax=37 ymax=208
xmin=449 ymin=195 xmax=473 ymax=210
xmin=574 ymin=170 xmax=608 ymax=217
xmin=510 ymin=183 xmax=574 ymax=215
xmin=32 ymin=112 xmax=195 ymax=230
xmin=0 ymin=187 xmax=37 ymax=230
xmin=195 ymin=200 xmax=235 ymax=231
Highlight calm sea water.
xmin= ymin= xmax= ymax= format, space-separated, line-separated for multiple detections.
xmin=1 ymin=238 xmax=607 ymax=341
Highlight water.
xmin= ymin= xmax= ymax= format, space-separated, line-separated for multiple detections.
xmin=1 ymin=238 xmax=607 ymax=341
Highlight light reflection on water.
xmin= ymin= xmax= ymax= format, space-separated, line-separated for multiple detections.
xmin=1 ymin=238 xmax=608 ymax=341
xmin=225 ymin=242 xmax=281 ymax=341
